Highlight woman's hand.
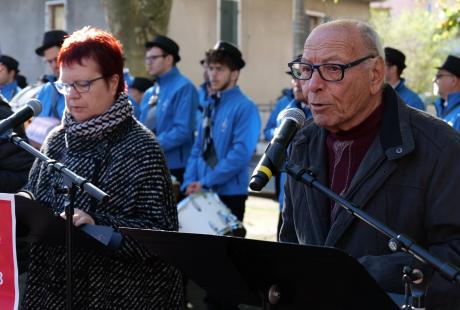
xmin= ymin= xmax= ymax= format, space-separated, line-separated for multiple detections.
xmin=60 ymin=208 xmax=95 ymax=227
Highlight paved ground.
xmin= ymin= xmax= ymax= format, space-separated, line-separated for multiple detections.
xmin=243 ymin=196 xmax=279 ymax=242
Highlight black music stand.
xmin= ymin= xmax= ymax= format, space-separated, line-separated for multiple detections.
xmin=14 ymin=195 xmax=118 ymax=253
xmin=120 ymin=228 xmax=399 ymax=310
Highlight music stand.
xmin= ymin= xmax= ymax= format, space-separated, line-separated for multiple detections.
xmin=120 ymin=228 xmax=399 ymax=310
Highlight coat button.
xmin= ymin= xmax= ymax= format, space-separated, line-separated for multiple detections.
xmin=395 ymin=147 xmax=403 ymax=154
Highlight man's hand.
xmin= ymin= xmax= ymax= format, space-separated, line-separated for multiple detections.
xmin=60 ymin=208 xmax=95 ymax=227
xmin=186 ymin=182 xmax=202 ymax=195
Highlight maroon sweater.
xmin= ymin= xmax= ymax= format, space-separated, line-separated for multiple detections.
xmin=326 ymin=103 xmax=384 ymax=223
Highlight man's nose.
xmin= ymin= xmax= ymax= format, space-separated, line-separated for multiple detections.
xmin=307 ymin=69 xmax=324 ymax=93
xmin=209 ymin=69 xmax=217 ymax=78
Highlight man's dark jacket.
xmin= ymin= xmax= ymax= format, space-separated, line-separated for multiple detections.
xmin=0 ymin=97 xmax=34 ymax=192
xmin=280 ymin=85 xmax=460 ymax=309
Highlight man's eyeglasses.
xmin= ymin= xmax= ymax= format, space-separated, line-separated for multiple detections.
xmin=144 ymin=54 xmax=166 ymax=63
xmin=54 ymin=76 xmax=104 ymax=95
xmin=434 ymin=74 xmax=454 ymax=82
xmin=288 ymin=55 xmax=376 ymax=82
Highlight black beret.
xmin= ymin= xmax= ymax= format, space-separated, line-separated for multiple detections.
xmin=0 ymin=55 xmax=19 ymax=73
xmin=145 ymin=35 xmax=181 ymax=63
xmin=212 ymin=41 xmax=245 ymax=69
xmin=35 ymin=30 xmax=68 ymax=56
xmin=437 ymin=55 xmax=460 ymax=78
xmin=384 ymin=47 xmax=406 ymax=71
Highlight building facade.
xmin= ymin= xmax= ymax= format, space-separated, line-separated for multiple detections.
xmin=0 ymin=0 xmax=375 ymax=109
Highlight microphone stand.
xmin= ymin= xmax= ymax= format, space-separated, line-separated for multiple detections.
xmin=8 ymin=133 xmax=109 ymax=310
xmin=284 ymin=160 xmax=460 ymax=308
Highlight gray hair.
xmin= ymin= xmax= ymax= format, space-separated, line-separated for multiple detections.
xmin=356 ymin=21 xmax=384 ymax=58
xmin=313 ymin=19 xmax=384 ymax=58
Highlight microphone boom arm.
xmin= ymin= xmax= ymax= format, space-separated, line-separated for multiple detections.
xmin=284 ymin=160 xmax=460 ymax=284
xmin=8 ymin=133 xmax=109 ymax=203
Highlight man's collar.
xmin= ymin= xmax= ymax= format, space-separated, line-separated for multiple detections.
xmin=156 ymin=66 xmax=179 ymax=84
xmin=295 ymin=85 xmax=414 ymax=159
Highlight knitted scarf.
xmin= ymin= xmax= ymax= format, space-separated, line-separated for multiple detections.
xmin=63 ymin=93 xmax=133 ymax=139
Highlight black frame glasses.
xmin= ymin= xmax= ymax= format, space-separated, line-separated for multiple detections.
xmin=54 ymin=76 xmax=105 ymax=95
xmin=288 ymin=55 xmax=376 ymax=82
xmin=144 ymin=54 xmax=166 ymax=63
xmin=434 ymin=73 xmax=454 ymax=82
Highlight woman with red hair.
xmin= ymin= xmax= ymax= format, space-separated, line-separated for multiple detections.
xmin=21 ymin=26 xmax=183 ymax=309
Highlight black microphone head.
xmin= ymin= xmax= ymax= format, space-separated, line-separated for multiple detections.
xmin=27 ymin=99 xmax=42 ymax=116
xmin=278 ymin=108 xmax=306 ymax=127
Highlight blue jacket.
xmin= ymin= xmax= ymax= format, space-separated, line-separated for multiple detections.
xmin=140 ymin=67 xmax=198 ymax=169
xmin=263 ymin=89 xmax=294 ymax=141
xmin=182 ymin=86 xmax=261 ymax=195
xmin=36 ymin=82 xmax=65 ymax=119
xmin=128 ymin=95 xmax=141 ymax=120
xmin=0 ymin=81 xmax=21 ymax=101
xmin=394 ymin=79 xmax=425 ymax=111
xmin=434 ymin=91 xmax=460 ymax=131
xmin=196 ymin=82 xmax=209 ymax=128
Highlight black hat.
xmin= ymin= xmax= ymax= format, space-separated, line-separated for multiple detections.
xmin=384 ymin=47 xmax=406 ymax=71
xmin=35 ymin=30 xmax=68 ymax=56
xmin=130 ymin=77 xmax=154 ymax=93
xmin=437 ymin=55 xmax=460 ymax=78
xmin=0 ymin=55 xmax=19 ymax=73
xmin=212 ymin=41 xmax=245 ymax=69
xmin=145 ymin=35 xmax=181 ymax=63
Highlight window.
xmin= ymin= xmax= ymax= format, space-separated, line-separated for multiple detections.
xmin=305 ymin=10 xmax=327 ymax=34
xmin=45 ymin=0 xmax=66 ymax=30
xmin=219 ymin=0 xmax=240 ymax=45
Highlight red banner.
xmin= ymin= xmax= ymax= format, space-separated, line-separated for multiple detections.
xmin=0 ymin=194 xmax=18 ymax=310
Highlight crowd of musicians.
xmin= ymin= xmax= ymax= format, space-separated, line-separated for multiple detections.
xmin=0 ymin=18 xmax=459 ymax=309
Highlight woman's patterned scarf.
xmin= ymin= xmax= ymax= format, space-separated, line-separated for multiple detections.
xmin=63 ymin=93 xmax=133 ymax=139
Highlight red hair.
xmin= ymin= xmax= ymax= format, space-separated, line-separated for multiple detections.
xmin=58 ymin=26 xmax=125 ymax=97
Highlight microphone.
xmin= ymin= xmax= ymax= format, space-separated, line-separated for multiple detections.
xmin=0 ymin=99 xmax=42 ymax=136
xmin=249 ymin=108 xmax=306 ymax=191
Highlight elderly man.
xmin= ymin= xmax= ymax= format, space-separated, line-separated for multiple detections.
xmin=434 ymin=54 xmax=460 ymax=131
xmin=282 ymin=19 xmax=460 ymax=309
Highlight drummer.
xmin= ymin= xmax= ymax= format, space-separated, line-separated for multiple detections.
xmin=182 ymin=41 xmax=260 ymax=234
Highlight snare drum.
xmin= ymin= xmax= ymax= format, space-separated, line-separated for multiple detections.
xmin=177 ymin=191 xmax=242 ymax=235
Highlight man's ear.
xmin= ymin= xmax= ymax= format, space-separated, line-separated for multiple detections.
xmin=370 ymin=56 xmax=385 ymax=94
xmin=230 ymin=69 xmax=239 ymax=83
xmin=165 ymin=54 xmax=174 ymax=67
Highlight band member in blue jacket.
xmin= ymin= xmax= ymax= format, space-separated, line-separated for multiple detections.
xmin=34 ymin=30 xmax=68 ymax=119
xmin=183 ymin=40 xmax=260 ymax=310
xmin=0 ymin=55 xmax=21 ymax=101
xmin=183 ymin=41 xmax=261 ymax=224
xmin=434 ymin=54 xmax=460 ymax=131
xmin=384 ymin=47 xmax=425 ymax=111
xmin=140 ymin=35 xmax=198 ymax=183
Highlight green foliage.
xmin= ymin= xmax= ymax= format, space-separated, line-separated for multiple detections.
xmin=436 ymin=0 xmax=460 ymax=38
xmin=103 ymin=0 xmax=173 ymax=77
xmin=370 ymin=8 xmax=457 ymax=100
